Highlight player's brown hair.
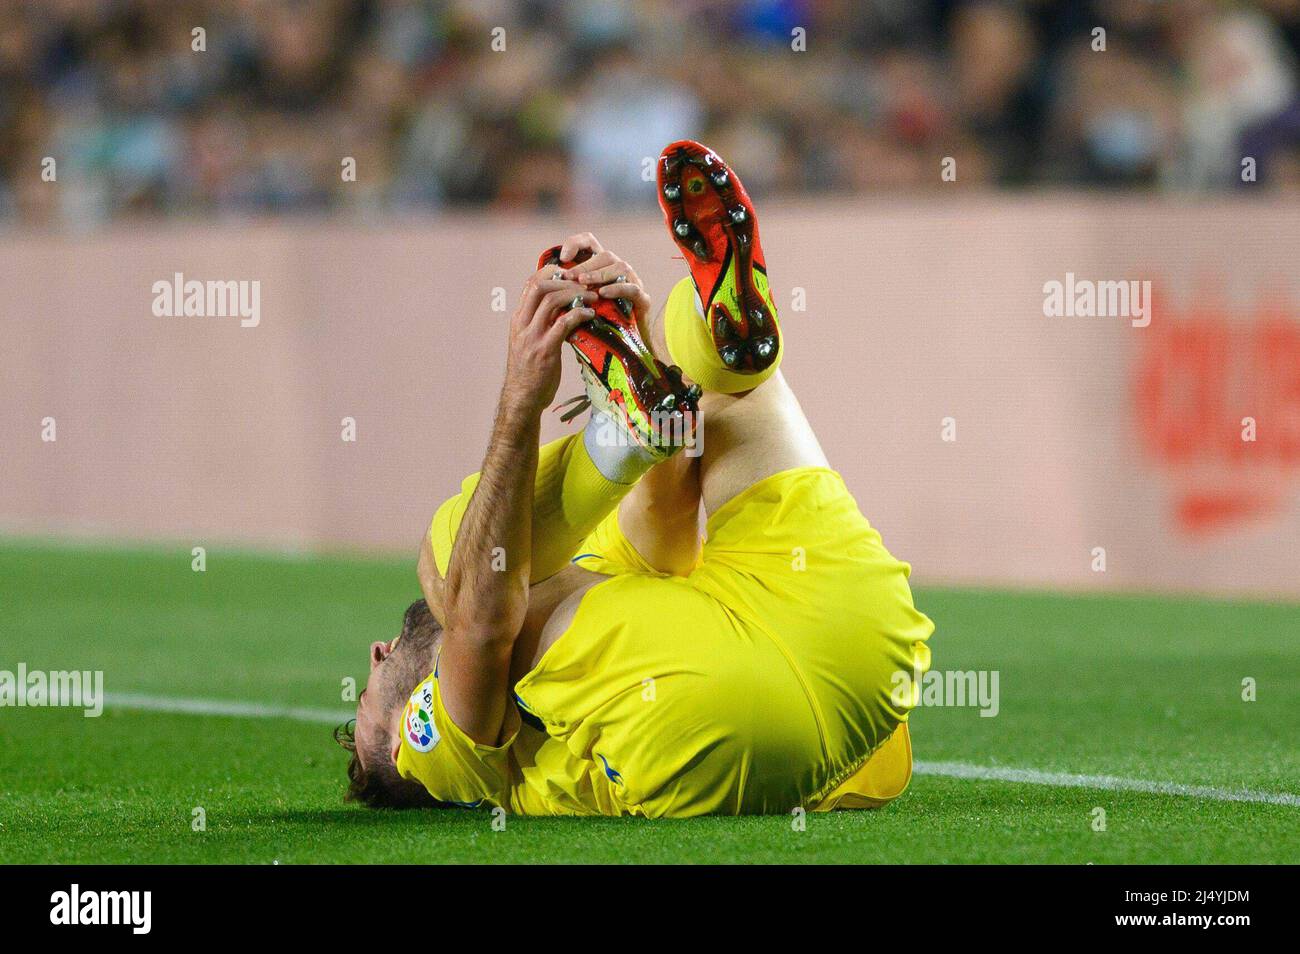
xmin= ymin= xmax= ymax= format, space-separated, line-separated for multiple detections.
xmin=334 ymin=599 xmax=444 ymax=809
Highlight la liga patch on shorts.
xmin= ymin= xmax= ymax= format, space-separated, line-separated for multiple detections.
xmin=403 ymin=681 xmax=440 ymax=752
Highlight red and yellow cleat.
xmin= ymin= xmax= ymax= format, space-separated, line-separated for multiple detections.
xmin=538 ymin=245 xmax=700 ymax=460
xmin=656 ymin=139 xmax=780 ymax=374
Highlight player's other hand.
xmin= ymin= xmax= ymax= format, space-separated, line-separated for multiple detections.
xmin=503 ymin=269 xmax=596 ymax=416
xmin=555 ymin=233 xmax=653 ymax=327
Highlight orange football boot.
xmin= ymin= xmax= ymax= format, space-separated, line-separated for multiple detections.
xmin=656 ymin=139 xmax=780 ymax=374
xmin=538 ymin=245 xmax=700 ymax=460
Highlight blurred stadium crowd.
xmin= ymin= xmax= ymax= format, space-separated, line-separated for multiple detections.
xmin=3 ymin=0 xmax=1300 ymax=227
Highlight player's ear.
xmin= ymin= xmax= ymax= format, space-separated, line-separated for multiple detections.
xmin=370 ymin=640 xmax=392 ymax=670
xmin=389 ymin=731 xmax=402 ymax=767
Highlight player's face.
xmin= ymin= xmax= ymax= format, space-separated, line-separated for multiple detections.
xmin=353 ymin=636 xmax=400 ymax=769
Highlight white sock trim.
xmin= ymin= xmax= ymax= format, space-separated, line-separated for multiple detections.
xmin=582 ymin=410 xmax=657 ymax=485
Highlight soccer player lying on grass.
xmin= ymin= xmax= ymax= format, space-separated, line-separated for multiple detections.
xmin=339 ymin=141 xmax=934 ymax=816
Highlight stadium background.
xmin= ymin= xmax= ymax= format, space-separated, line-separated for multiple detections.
xmin=5 ymin=0 xmax=1300 ymax=219
xmin=4 ymin=0 xmax=1299 ymax=593
xmin=1 ymin=0 xmax=1297 ymax=864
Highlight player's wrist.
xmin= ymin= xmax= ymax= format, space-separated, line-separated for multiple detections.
xmin=496 ymin=379 xmax=547 ymax=423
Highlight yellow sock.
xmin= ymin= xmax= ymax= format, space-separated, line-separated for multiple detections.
xmin=664 ymin=276 xmax=783 ymax=394
xmin=429 ymin=423 xmax=650 ymax=584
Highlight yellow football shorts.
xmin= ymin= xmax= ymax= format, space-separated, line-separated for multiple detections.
xmin=509 ymin=466 xmax=934 ymax=816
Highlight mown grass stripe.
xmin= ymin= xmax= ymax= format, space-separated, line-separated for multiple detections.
xmin=915 ymin=760 xmax=1300 ymax=807
xmin=102 ymin=692 xmax=1300 ymax=807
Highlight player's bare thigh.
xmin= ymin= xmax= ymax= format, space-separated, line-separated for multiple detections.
xmin=642 ymin=303 xmax=828 ymax=517
xmin=525 ymin=566 xmax=607 ymax=672
xmin=695 ymin=372 xmax=828 ymax=517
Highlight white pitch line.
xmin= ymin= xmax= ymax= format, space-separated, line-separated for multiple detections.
xmin=105 ymin=692 xmax=350 ymax=725
xmin=101 ymin=694 xmax=1299 ymax=807
xmin=914 ymin=760 xmax=1300 ymax=807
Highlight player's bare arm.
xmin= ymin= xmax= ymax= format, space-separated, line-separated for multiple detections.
xmin=420 ymin=236 xmax=698 ymax=608
xmin=415 ymin=263 xmax=606 ymax=625
xmin=431 ymin=270 xmax=596 ymax=746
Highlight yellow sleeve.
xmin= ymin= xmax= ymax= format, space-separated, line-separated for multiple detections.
xmin=394 ymin=660 xmax=519 ymax=809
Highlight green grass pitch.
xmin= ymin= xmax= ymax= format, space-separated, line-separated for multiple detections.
xmin=1 ymin=540 xmax=1296 ymax=864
